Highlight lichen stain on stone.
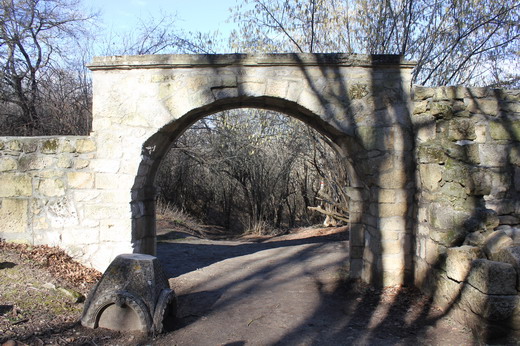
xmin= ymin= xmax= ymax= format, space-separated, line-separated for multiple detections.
xmin=42 ymin=139 xmax=59 ymax=154
xmin=348 ymin=84 xmax=370 ymax=100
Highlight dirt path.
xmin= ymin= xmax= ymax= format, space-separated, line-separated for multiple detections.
xmin=0 ymin=227 xmax=488 ymax=345
xmin=152 ymin=228 xmax=476 ymax=345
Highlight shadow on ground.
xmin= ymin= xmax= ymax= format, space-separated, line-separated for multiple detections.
xmin=153 ymin=229 xmax=477 ymax=346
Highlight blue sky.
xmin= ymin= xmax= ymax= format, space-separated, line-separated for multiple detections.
xmin=89 ymin=0 xmax=240 ymax=38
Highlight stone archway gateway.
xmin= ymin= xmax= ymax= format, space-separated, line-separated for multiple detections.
xmin=87 ymin=53 xmax=416 ymax=287
xmin=2 ymin=53 xmax=520 ymax=335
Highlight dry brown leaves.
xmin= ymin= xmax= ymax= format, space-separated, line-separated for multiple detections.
xmin=0 ymin=240 xmax=101 ymax=289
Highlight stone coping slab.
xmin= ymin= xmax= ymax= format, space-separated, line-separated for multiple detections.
xmin=88 ymin=53 xmax=416 ymax=70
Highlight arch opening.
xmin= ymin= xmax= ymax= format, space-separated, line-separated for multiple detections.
xmin=130 ymin=97 xmax=364 ymax=271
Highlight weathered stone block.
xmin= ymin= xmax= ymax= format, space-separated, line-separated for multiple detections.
xmin=0 ymin=199 xmax=28 ymax=234
xmin=58 ymin=139 xmax=75 ymax=153
xmin=464 ymin=230 xmax=491 ymax=247
xmin=84 ymin=204 xmax=130 ymax=220
xmin=57 ymin=155 xmax=73 ymax=168
xmin=38 ymin=178 xmax=65 ymax=197
xmin=76 ymin=139 xmax=97 ymax=153
xmin=493 ymin=246 xmax=520 ymax=291
xmin=371 ymin=202 xmax=409 ymax=218
xmin=430 ymin=101 xmax=454 ymax=118
xmin=461 ymin=283 xmax=518 ymax=321
xmin=419 ymin=164 xmax=443 ymax=191
xmin=90 ymin=159 xmax=120 ymax=173
xmin=61 ymin=227 xmax=97 ymax=245
xmin=41 ymin=139 xmax=60 ymax=154
xmin=429 ymin=203 xmax=471 ymax=233
xmin=100 ymin=219 xmax=132 ymax=242
xmin=413 ymin=86 xmax=435 ymax=100
xmin=379 ymin=216 xmax=406 ymax=232
xmin=448 ymin=118 xmax=476 ymax=141
xmin=67 ymin=172 xmax=94 ymax=189
xmin=467 ymin=259 xmax=517 ymax=295
xmin=439 ymin=182 xmax=468 ymax=200
xmin=95 ymin=173 xmax=135 ymax=190
xmin=465 ymin=98 xmax=499 ymax=116
xmin=434 ymin=86 xmax=466 ymax=100
xmin=0 ymin=157 xmax=17 ymax=172
xmin=18 ymin=155 xmax=56 ymax=171
xmin=0 ymin=174 xmax=32 ymax=197
xmin=490 ymin=121 xmax=520 ymax=140
xmin=6 ymin=140 xmax=22 ymax=151
xmin=433 ymin=272 xmax=464 ymax=311
xmin=465 ymin=87 xmax=490 ymax=98
xmin=74 ymin=158 xmax=91 ymax=169
xmin=479 ymin=144 xmax=510 ymax=167
xmin=413 ymin=100 xmax=429 ymax=114
xmin=376 ymin=169 xmax=408 ymax=189
xmin=484 ymin=231 xmax=514 ymax=259
xmin=445 ymin=246 xmax=483 ymax=282
xmin=430 ymin=228 xmax=467 ymax=248
xmin=418 ymin=144 xmax=447 ymax=164
xmin=348 ymin=83 xmax=370 ymax=99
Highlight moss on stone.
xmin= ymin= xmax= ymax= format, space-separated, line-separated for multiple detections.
xmin=418 ymin=143 xmax=447 ymax=164
xmin=7 ymin=140 xmax=22 ymax=151
xmin=448 ymin=118 xmax=476 ymax=141
xmin=42 ymin=139 xmax=59 ymax=154
xmin=430 ymin=102 xmax=454 ymax=118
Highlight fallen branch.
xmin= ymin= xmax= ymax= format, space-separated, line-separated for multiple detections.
xmin=307 ymin=206 xmax=350 ymax=223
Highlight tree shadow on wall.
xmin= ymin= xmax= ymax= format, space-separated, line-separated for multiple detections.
xmin=152 ymin=55 xmax=518 ymax=344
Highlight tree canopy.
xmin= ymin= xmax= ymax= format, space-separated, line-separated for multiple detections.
xmin=230 ymin=0 xmax=519 ymax=86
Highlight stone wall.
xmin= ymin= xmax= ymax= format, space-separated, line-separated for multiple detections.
xmin=412 ymin=86 xmax=520 ymax=336
xmin=0 ymin=54 xmax=518 ymax=335
xmin=0 ymin=137 xmax=133 ymax=270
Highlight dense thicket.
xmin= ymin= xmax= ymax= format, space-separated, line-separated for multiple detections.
xmin=155 ymin=110 xmax=349 ymax=234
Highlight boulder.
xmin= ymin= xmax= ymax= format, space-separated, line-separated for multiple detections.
xmin=466 ymin=259 xmax=517 ymax=295
xmin=483 ymin=230 xmax=513 ymax=259
xmin=463 ymin=230 xmax=490 ymax=247
xmin=445 ymin=246 xmax=483 ymax=282
xmin=494 ymin=246 xmax=520 ymax=291
xmin=461 ymin=284 xmax=518 ymax=322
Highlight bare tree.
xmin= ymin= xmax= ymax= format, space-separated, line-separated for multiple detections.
xmin=0 ymin=0 xmax=95 ymax=135
xmin=98 ymin=13 xmax=222 ymax=56
xmin=230 ymin=0 xmax=520 ymax=87
xmin=156 ymin=109 xmax=336 ymax=235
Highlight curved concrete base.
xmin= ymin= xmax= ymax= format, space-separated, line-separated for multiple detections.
xmin=81 ymin=253 xmax=176 ymax=334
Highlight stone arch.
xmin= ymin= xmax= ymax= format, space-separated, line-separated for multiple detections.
xmin=130 ymin=95 xmax=363 ymax=258
xmin=86 ymin=53 xmax=415 ymax=286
